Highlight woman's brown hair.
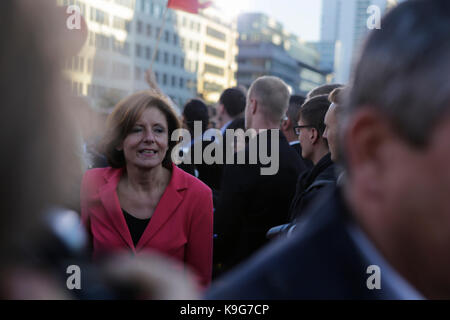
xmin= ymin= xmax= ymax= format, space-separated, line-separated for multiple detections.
xmin=102 ymin=91 xmax=181 ymax=169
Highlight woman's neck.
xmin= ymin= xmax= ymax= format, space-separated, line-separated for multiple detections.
xmin=123 ymin=164 xmax=169 ymax=193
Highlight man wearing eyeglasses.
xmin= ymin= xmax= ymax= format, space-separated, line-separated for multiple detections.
xmin=288 ymin=95 xmax=337 ymax=221
xmin=281 ymin=95 xmax=313 ymax=169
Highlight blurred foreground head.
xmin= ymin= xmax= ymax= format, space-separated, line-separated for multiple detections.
xmin=342 ymin=0 xmax=450 ymax=298
xmin=0 ymin=0 xmax=81 ymax=278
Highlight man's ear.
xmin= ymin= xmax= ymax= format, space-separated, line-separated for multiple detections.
xmin=281 ymin=118 xmax=291 ymax=131
xmin=311 ymin=127 xmax=320 ymax=144
xmin=251 ymin=99 xmax=258 ymax=115
xmin=116 ymin=142 xmax=123 ymax=152
xmin=218 ymin=104 xmax=225 ymax=116
xmin=344 ymin=108 xmax=396 ymax=198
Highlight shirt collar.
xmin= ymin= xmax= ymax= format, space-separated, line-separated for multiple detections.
xmin=347 ymin=222 xmax=425 ymax=300
xmin=220 ymin=120 xmax=233 ymax=134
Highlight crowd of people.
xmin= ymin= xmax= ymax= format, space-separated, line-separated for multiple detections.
xmin=2 ymin=0 xmax=450 ymax=300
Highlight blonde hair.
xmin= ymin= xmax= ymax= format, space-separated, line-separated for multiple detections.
xmin=248 ymin=76 xmax=290 ymax=123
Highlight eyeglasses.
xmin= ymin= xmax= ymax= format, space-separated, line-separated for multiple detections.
xmin=293 ymin=125 xmax=316 ymax=135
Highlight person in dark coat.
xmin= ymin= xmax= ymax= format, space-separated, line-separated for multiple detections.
xmin=213 ymin=76 xmax=307 ymax=277
xmin=178 ymin=99 xmax=223 ymax=192
xmin=213 ymin=88 xmax=247 ymax=193
xmin=289 ymin=95 xmax=337 ymax=221
xmin=207 ymin=187 xmax=402 ymax=299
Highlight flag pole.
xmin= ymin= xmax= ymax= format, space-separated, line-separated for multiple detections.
xmin=148 ymin=4 xmax=169 ymax=75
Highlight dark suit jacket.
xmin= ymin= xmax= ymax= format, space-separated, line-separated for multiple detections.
xmin=290 ymin=141 xmax=302 ymax=156
xmin=213 ymin=130 xmax=307 ymax=275
xmin=289 ymin=153 xmax=336 ymax=221
xmin=206 ymin=186 xmax=399 ymax=299
xmin=177 ymin=139 xmax=222 ymax=188
xmin=80 ymin=164 xmax=214 ymax=288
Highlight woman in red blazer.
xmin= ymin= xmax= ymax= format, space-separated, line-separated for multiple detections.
xmin=80 ymin=91 xmax=213 ymax=288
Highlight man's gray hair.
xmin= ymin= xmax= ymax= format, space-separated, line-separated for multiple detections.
xmin=344 ymin=0 xmax=450 ymax=147
xmin=248 ymin=76 xmax=290 ymax=123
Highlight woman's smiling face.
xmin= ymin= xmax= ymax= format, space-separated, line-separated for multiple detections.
xmin=118 ymin=107 xmax=169 ymax=170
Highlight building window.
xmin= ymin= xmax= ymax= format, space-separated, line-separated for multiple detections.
xmin=73 ymin=56 xmax=79 ymax=71
xmin=93 ymin=59 xmax=108 ymax=76
xmin=146 ymin=24 xmax=152 ymax=37
xmin=164 ymin=52 xmax=169 ymax=64
xmin=137 ymin=20 xmax=143 ymax=34
xmin=113 ymin=17 xmax=128 ymax=30
xmin=205 ymin=45 xmax=225 ymax=59
xmin=206 ymin=26 xmax=226 ymax=41
xmin=154 ymin=4 xmax=161 ymax=17
xmin=87 ymin=58 xmax=93 ymax=73
xmin=113 ymin=41 xmax=123 ymax=56
xmin=79 ymin=57 xmax=85 ymax=72
xmin=136 ymin=44 xmax=142 ymax=57
xmin=146 ymin=47 xmax=151 ymax=60
xmin=90 ymin=8 xmax=109 ymax=25
xmin=162 ymin=73 xmax=167 ymax=85
xmin=112 ymin=62 xmax=130 ymax=79
xmin=204 ymin=63 xmax=224 ymax=76
xmin=179 ymin=77 xmax=184 ymax=89
xmin=171 ymin=75 xmax=176 ymax=87
xmin=172 ymin=55 xmax=177 ymax=66
xmin=88 ymin=31 xmax=95 ymax=46
xmin=204 ymin=81 xmax=224 ymax=93
xmin=95 ymin=33 xmax=110 ymax=51
xmin=115 ymin=0 xmax=133 ymax=8
xmin=135 ymin=67 xmax=141 ymax=80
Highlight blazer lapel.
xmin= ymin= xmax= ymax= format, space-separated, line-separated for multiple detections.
xmin=99 ymin=168 xmax=135 ymax=251
xmin=136 ymin=165 xmax=187 ymax=251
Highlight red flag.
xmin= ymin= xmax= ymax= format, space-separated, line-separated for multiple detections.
xmin=167 ymin=0 xmax=212 ymax=14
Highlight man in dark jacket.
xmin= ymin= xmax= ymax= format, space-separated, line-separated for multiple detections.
xmin=289 ymin=95 xmax=336 ymax=221
xmin=213 ymin=76 xmax=307 ymax=277
xmin=178 ymin=99 xmax=224 ymax=192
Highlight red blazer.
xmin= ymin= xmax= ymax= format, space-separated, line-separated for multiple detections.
xmin=80 ymin=164 xmax=213 ymax=288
